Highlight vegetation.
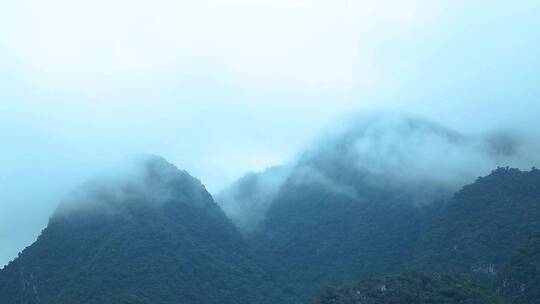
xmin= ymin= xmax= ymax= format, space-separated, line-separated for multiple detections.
xmin=1 ymin=157 xmax=540 ymax=304
xmin=0 ymin=157 xmax=283 ymax=304
xmin=256 ymin=174 xmax=431 ymax=302
xmin=498 ymin=232 xmax=540 ymax=303
xmin=313 ymin=271 xmax=502 ymax=304
xmin=413 ymin=167 xmax=540 ymax=282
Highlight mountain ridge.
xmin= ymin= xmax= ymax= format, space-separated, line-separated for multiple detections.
xmin=2 ymin=148 xmax=540 ymax=303
xmin=0 ymin=155 xmax=282 ymax=304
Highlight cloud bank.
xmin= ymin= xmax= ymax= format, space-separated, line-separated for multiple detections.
xmin=219 ymin=113 xmax=540 ymax=233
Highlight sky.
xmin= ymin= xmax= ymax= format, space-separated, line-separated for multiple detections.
xmin=1 ymin=0 xmax=540 ymax=266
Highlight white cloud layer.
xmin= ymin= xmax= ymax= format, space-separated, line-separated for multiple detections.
xmin=1 ymin=0 xmax=432 ymax=90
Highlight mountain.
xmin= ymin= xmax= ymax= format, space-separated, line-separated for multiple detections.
xmin=413 ymin=167 xmax=540 ymax=282
xmin=214 ymin=116 xmax=538 ymax=302
xmin=255 ymin=167 xmax=432 ymax=301
xmin=0 ymin=156 xmax=280 ymax=304
xmin=312 ymin=271 xmax=502 ymax=304
xmin=498 ymin=232 xmax=540 ymax=303
xmin=241 ymin=117 xmax=467 ymax=301
xmin=2 ymin=115 xmax=539 ymax=304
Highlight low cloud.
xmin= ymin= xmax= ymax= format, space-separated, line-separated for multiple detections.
xmin=217 ymin=165 xmax=292 ymax=235
xmin=52 ymin=154 xmax=208 ymax=222
xmin=219 ymin=113 xmax=540 ymax=233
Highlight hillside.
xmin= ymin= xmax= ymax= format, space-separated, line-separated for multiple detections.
xmin=413 ymin=167 xmax=540 ymax=281
xmin=2 ymin=152 xmax=540 ymax=303
xmin=498 ymin=232 xmax=540 ymax=303
xmin=313 ymin=271 xmax=502 ymax=304
xmin=0 ymin=156 xmax=280 ymax=304
xmin=245 ymin=117 xmax=464 ymax=301
xmin=215 ymin=117 xmax=540 ymax=303
xmin=256 ymin=170 xmax=432 ymax=301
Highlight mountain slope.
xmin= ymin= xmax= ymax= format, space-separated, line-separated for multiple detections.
xmin=255 ymin=163 xmax=437 ymax=301
xmin=313 ymin=271 xmax=502 ymax=304
xmin=0 ymin=156 xmax=279 ymax=304
xmin=248 ymin=117 xmax=465 ymax=301
xmin=413 ymin=167 xmax=540 ymax=281
xmin=223 ymin=116 xmax=539 ymax=302
xmin=498 ymin=232 xmax=540 ymax=303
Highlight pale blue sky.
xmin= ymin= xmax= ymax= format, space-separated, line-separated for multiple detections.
xmin=1 ymin=0 xmax=540 ymax=266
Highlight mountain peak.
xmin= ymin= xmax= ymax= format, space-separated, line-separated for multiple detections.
xmin=51 ymin=155 xmax=209 ymax=222
xmin=0 ymin=155 xmax=275 ymax=304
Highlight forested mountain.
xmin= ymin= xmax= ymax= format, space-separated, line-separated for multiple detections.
xmin=303 ymin=167 xmax=540 ymax=304
xmin=0 ymin=156 xmax=281 ymax=304
xmin=218 ymin=165 xmax=540 ymax=302
xmin=498 ymin=232 xmax=540 ymax=303
xmin=215 ymin=117 xmax=540 ymax=303
xmin=255 ymin=168 xmax=432 ymax=302
xmin=235 ymin=117 xmax=472 ymax=301
xmin=313 ymin=271 xmax=502 ymax=304
xmin=413 ymin=167 xmax=540 ymax=281
xmin=2 ymin=123 xmax=540 ymax=304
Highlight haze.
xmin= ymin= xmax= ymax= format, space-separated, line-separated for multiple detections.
xmin=1 ymin=0 xmax=539 ymax=267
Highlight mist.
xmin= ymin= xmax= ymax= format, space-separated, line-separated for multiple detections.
xmin=306 ymin=113 xmax=537 ymax=190
xmin=52 ymin=155 xmax=207 ymax=220
xmin=2 ymin=0 xmax=540 ymax=266
xmin=218 ymin=113 xmax=540 ymax=234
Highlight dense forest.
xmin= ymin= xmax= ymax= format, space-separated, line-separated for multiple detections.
xmin=498 ymin=232 xmax=540 ymax=303
xmin=314 ymin=271 xmax=502 ymax=304
xmin=0 ymin=157 xmax=285 ymax=304
xmin=1 ymin=153 xmax=540 ymax=303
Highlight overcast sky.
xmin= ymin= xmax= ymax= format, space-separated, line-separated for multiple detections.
xmin=1 ymin=0 xmax=540 ymax=266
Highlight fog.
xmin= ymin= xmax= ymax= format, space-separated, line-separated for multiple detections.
xmin=307 ymin=114 xmax=537 ymax=191
xmin=2 ymin=0 xmax=540 ymax=266
xmin=218 ymin=113 xmax=540 ymax=234
xmin=48 ymin=154 xmax=213 ymax=233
